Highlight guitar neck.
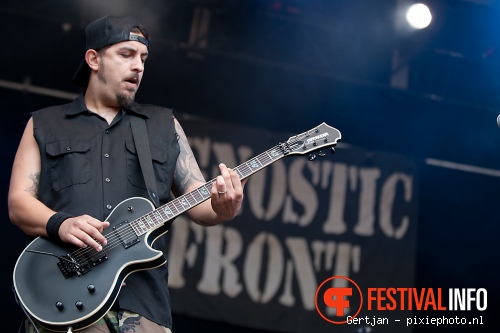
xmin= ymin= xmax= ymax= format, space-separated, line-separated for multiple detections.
xmin=129 ymin=121 xmax=342 ymax=237
xmin=130 ymin=143 xmax=289 ymax=236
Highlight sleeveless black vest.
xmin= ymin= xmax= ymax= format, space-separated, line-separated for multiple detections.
xmin=31 ymin=94 xmax=180 ymax=329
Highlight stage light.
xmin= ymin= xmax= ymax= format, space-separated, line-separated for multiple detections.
xmin=406 ymin=3 xmax=432 ymax=29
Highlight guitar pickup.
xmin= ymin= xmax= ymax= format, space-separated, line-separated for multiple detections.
xmin=113 ymin=221 xmax=140 ymax=249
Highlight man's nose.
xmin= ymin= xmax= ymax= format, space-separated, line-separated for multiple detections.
xmin=132 ymin=56 xmax=144 ymax=72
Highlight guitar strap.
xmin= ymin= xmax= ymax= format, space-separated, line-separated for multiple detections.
xmin=130 ymin=115 xmax=161 ymax=208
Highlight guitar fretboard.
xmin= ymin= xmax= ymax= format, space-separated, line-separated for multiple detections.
xmin=129 ymin=144 xmax=290 ymax=236
xmin=126 ymin=121 xmax=342 ymax=236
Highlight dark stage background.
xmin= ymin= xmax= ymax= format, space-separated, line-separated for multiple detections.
xmin=1 ymin=1 xmax=499 ymax=332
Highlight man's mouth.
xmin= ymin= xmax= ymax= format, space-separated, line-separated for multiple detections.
xmin=124 ymin=75 xmax=140 ymax=89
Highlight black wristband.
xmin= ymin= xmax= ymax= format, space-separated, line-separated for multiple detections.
xmin=46 ymin=212 xmax=73 ymax=241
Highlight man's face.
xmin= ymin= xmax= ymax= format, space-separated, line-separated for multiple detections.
xmin=97 ymin=33 xmax=149 ymax=108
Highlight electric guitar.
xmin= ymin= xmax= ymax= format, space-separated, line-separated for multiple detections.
xmin=13 ymin=122 xmax=341 ymax=332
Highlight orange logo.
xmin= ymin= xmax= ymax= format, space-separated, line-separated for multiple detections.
xmin=315 ymin=276 xmax=363 ymax=324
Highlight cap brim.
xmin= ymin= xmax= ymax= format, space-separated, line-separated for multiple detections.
xmin=71 ymin=59 xmax=90 ymax=88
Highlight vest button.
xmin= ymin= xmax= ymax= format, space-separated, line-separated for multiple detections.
xmin=106 ymin=204 xmax=112 ymax=210
xmin=105 ymin=178 xmax=111 ymax=182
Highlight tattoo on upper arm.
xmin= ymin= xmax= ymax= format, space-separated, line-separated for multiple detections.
xmin=173 ymin=119 xmax=205 ymax=194
xmin=25 ymin=173 xmax=40 ymax=197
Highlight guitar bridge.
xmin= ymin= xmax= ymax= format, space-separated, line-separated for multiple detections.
xmin=57 ymin=249 xmax=107 ymax=278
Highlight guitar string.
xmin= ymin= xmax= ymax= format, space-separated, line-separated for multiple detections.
xmin=69 ymin=179 xmax=218 ymax=262
xmin=66 ymin=137 xmax=315 ymax=263
xmin=67 ymin=181 xmax=213 ymax=262
xmin=67 ymin=143 xmax=295 ymax=263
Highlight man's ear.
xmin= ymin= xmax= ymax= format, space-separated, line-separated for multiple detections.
xmin=85 ymin=49 xmax=100 ymax=72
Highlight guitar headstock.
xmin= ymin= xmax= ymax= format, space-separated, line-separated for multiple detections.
xmin=282 ymin=122 xmax=341 ymax=160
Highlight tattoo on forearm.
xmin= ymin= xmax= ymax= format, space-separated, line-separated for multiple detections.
xmin=173 ymin=119 xmax=205 ymax=194
xmin=25 ymin=173 xmax=40 ymax=197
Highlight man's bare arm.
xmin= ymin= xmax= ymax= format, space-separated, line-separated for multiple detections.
xmin=8 ymin=117 xmax=109 ymax=250
xmin=8 ymin=118 xmax=56 ymax=236
xmin=171 ymin=118 xmax=246 ymax=226
xmin=172 ymin=118 xmax=206 ymax=195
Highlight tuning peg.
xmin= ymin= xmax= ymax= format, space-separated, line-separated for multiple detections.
xmin=318 ymin=150 xmax=326 ymax=157
xmin=308 ymin=153 xmax=316 ymax=161
xmin=330 ymin=147 xmax=336 ymax=154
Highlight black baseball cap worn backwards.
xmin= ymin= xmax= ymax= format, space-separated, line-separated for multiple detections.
xmin=72 ymin=15 xmax=149 ymax=87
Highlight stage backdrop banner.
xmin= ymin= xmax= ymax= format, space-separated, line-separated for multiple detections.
xmin=166 ymin=117 xmax=417 ymax=333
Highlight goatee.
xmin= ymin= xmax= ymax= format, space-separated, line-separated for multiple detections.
xmin=117 ymin=93 xmax=135 ymax=109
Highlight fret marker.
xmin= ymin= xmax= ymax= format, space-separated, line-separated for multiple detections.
xmin=250 ymin=160 xmax=260 ymax=169
xmin=138 ymin=220 xmax=146 ymax=229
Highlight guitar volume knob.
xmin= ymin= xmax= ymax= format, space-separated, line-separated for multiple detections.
xmin=75 ymin=301 xmax=84 ymax=310
xmin=87 ymin=284 xmax=96 ymax=293
xmin=55 ymin=302 xmax=64 ymax=310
